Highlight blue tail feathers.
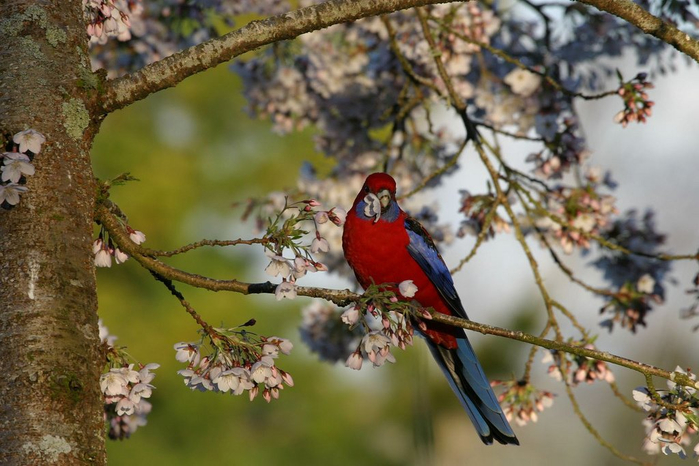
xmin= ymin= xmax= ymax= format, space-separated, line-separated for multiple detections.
xmin=426 ymin=333 xmax=519 ymax=445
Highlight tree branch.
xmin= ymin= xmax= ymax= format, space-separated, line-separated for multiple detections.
xmin=430 ymin=312 xmax=698 ymax=390
xmin=95 ymin=202 xmax=698 ymax=390
xmin=100 ymin=0 xmax=461 ymax=114
xmin=575 ymin=0 xmax=699 ymax=64
xmin=95 ymin=203 xmax=358 ymax=306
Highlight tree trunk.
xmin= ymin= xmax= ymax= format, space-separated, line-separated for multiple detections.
xmin=0 ymin=0 xmax=105 ymax=463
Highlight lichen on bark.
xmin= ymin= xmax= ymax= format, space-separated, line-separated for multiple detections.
xmin=62 ymin=98 xmax=90 ymax=140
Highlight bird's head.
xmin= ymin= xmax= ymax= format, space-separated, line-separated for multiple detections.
xmin=357 ymin=173 xmax=399 ymax=223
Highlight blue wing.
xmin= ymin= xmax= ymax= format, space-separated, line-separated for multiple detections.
xmin=404 ymin=217 xmax=468 ymax=320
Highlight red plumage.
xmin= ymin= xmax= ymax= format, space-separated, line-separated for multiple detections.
xmin=342 ymin=173 xmax=459 ymax=348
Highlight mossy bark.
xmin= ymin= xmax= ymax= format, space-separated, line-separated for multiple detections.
xmin=0 ymin=0 xmax=105 ymax=464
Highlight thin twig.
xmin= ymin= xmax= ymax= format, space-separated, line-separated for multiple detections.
xmin=609 ymin=381 xmax=644 ymax=413
xmin=522 ymin=322 xmax=551 ymax=382
xmin=400 ymin=137 xmax=468 ymax=200
xmin=149 ymin=238 xmax=271 ymax=257
xmin=150 ymin=270 xmax=217 ymax=335
xmin=449 ymin=196 xmax=501 ymax=274
xmin=476 ymin=141 xmax=563 ymax=340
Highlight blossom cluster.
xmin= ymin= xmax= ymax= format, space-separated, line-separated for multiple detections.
xmin=175 ymin=325 xmax=294 ymax=403
xmin=614 ymin=72 xmax=655 ymax=127
xmin=491 ymin=379 xmax=555 ymax=427
xmin=261 ymin=198 xmax=345 ymax=300
xmin=87 ymin=0 xmax=289 ymax=76
xmin=632 ymin=367 xmax=699 ymax=460
xmin=527 ymin=118 xmax=590 ymax=180
xmin=457 ymin=190 xmax=509 ymax=239
xmin=93 ymin=226 xmax=146 ymax=267
xmin=83 ymin=0 xmax=143 ymax=44
xmin=1 ymin=129 xmax=44 ymax=207
xmin=593 ymin=210 xmax=670 ymax=332
xmin=542 ymin=341 xmax=615 ymax=386
xmin=99 ymin=320 xmax=159 ymax=440
xmin=533 ymin=184 xmax=617 ymax=255
xmin=342 ymin=281 xmax=418 ymax=370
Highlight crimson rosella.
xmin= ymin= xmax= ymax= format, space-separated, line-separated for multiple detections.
xmin=342 ymin=172 xmax=519 ymax=445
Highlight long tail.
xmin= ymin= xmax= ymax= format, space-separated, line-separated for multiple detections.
xmin=426 ymin=333 xmax=519 ymax=445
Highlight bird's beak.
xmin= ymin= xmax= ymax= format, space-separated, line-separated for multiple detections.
xmin=378 ymin=189 xmax=391 ymax=210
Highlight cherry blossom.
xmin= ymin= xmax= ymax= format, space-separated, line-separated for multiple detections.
xmin=127 ymin=227 xmax=146 ymax=244
xmin=12 ymin=129 xmax=45 ymax=154
xmin=310 ymin=236 xmax=330 ymax=254
xmin=264 ymin=250 xmax=292 ymax=278
xmin=398 ymin=280 xmax=418 ymax=298
xmin=0 ymin=183 xmax=28 ymax=206
xmin=503 ymin=68 xmax=542 ymax=97
xmin=341 ymin=307 xmax=360 ymax=326
xmin=275 ymin=280 xmax=297 ymax=301
xmin=361 ymin=331 xmax=396 ymax=367
xmin=1 ymin=155 xmax=35 ymax=183
xmin=492 ymin=379 xmax=555 ymax=427
xmin=345 ymin=351 xmax=363 ymax=371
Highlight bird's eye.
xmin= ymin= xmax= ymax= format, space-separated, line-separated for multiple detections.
xmin=363 ymin=186 xmax=369 ymax=192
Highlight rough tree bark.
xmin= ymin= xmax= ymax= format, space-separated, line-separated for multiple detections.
xmin=0 ymin=0 xmax=105 ymax=463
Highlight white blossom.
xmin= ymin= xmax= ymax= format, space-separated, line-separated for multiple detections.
xmin=637 ymin=274 xmax=655 ymax=294
xmin=329 ymin=207 xmax=346 ymax=226
xmin=361 ymin=331 xmax=395 ymax=367
xmin=264 ymin=249 xmax=292 ymax=278
xmin=138 ymin=363 xmax=159 ymax=384
xmin=94 ymin=246 xmax=112 ymax=268
xmin=345 ymin=351 xmax=363 ymax=370
xmin=660 ymin=442 xmax=686 ymax=459
xmin=129 ymin=230 xmax=146 ymax=244
xmin=116 ymin=397 xmax=136 ymax=416
xmin=398 ymin=280 xmax=418 ymax=298
xmin=1 ymin=156 xmax=35 ymax=183
xmin=251 ymin=358 xmax=274 ymax=384
xmin=13 ymin=129 xmax=46 ymax=154
xmin=314 ymin=211 xmax=329 ymax=224
xmin=275 ymin=281 xmax=297 ymax=300
xmin=100 ymin=371 xmax=129 ymax=396
xmin=173 ymin=342 xmax=200 ymax=365
xmin=213 ymin=370 xmax=241 ymax=393
xmin=341 ymin=307 xmax=360 ymax=326
xmin=631 ymin=387 xmax=653 ymax=411
xmin=311 ymin=237 xmax=330 ymax=253
xmin=129 ymin=383 xmax=154 ymax=403
xmin=113 ymin=248 xmax=129 ymax=264
xmin=0 ymin=183 xmax=28 ymax=205
xmin=267 ymin=336 xmax=293 ymax=355
xmin=98 ymin=319 xmax=118 ymax=346
xmin=503 ymin=68 xmax=542 ymax=97
xmin=118 ymin=364 xmax=140 ymax=384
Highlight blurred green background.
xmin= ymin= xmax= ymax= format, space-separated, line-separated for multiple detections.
xmin=92 ymin=56 xmax=697 ymax=465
